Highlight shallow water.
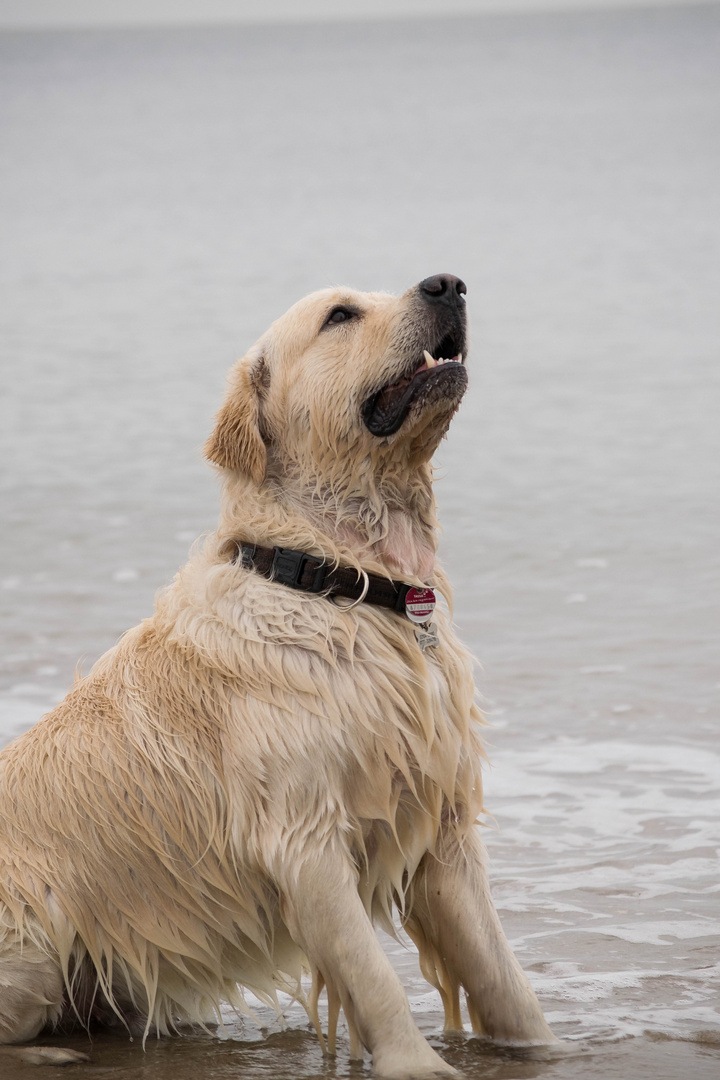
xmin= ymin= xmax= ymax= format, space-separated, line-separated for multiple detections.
xmin=1 ymin=4 xmax=719 ymax=1078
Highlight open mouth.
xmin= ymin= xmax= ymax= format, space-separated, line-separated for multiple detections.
xmin=362 ymin=331 xmax=468 ymax=437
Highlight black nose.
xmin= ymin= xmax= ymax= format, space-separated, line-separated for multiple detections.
xmin=419 ymin=274 xmax=467 ymax=305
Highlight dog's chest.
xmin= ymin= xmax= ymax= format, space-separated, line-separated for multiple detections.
xmin=198 ymin=575 xmax=480 ymax=839
xmin=319 ymin=611 xmax=476 ymax=808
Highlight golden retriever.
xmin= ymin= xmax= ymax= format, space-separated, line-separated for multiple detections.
xmin=0 ymin=275 xmax=555 ymax=1076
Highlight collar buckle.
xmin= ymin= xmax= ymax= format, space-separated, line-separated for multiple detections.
xmin=271 ymin=547 xmax=328 ymax=592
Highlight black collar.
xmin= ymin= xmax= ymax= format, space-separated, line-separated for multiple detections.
xmin=231 ymin=541 xmax=414 ymax=613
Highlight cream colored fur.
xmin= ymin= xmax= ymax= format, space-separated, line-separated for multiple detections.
xmin=0 ymin=282 xmax=555 ymax=1077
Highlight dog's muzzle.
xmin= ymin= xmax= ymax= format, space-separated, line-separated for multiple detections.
xmin=362 ymin=274 xmax=469 ymax=437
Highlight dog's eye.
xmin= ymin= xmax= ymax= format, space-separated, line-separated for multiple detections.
xmin=325 ymin=306 xmax=357 ymax=326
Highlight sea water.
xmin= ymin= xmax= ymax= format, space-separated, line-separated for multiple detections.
xmin=1 ymin=4 xmax=718 ymax=1077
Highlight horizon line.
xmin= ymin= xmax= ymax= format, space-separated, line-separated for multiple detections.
xmin=0 ymin=0 xmax=717 ymax=33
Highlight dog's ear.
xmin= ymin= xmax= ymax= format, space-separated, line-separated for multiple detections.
xmin=204 ymin=358 xmax=267 ymax=483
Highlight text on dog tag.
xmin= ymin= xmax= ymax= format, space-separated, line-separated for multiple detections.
xmin=415 ymin=622 xmax=439 ymax=652
xmin=405 ymin=587 xmax=436 ymax=624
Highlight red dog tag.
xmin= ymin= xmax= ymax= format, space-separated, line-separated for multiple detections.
xmin=405 ymin=587 xmax=436 ymax=624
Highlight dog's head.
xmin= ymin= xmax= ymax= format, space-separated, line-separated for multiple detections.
xmin=205 ymin=275 xmax=468 ymax=484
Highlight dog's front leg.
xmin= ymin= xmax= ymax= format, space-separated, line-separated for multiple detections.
xmin=405 ymin=826 xmax=557 ymax=1045
xmin=278 ymin=844 xmax=456 ymax=1079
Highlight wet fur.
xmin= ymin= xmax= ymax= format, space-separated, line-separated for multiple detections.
xmin=0 ymin=282 xmax=555 ymax=1076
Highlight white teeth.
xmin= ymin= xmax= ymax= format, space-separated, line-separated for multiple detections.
xmin=422 ymin=351 xmax=463 ymax=369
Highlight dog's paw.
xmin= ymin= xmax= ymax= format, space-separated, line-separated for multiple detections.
xmin=372 ymin=1046 xmax=457 ymax=1079
xmin=5 ymin=1046 xmax=90 ymax=1066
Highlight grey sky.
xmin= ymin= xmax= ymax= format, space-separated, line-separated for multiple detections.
xmin=0 ymin=0 xmax=716 ymax=30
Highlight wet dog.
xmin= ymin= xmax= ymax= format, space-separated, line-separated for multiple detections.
xmin=0 ymin=276 xmax=555 ymax=1076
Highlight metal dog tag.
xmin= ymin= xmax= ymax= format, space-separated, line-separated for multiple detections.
xmin=415 ymin=621 xmax=439 ymax=652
